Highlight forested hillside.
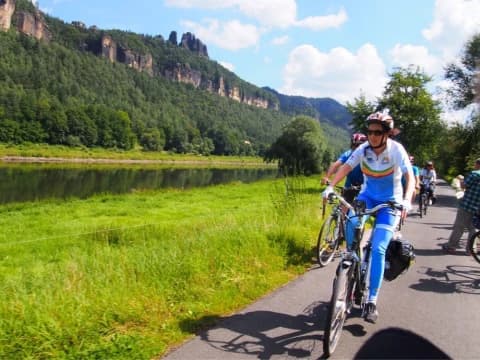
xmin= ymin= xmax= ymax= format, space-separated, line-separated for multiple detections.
xmin=0 ymin=0 xmax=349 ymax=157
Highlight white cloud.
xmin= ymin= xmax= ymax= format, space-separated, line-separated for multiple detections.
xmin=219 ymin=61 xmax=235 ymax=72
xmin=271 ymin=35 xmax=289 ymax=46
xmin=422 ymin=0 xmax=480 ymax=60
xmin=180 ymin=19 xmax=260 ymax=50
xmin=295 ymin=8 xmax=347 ymax=31
xmin=166 ymin=0 xmax=297 ymax=28
xmin=280 ymin=43 xmax=388 ymax=104
xmin=390 ymin=44 xmax=443 ymax=77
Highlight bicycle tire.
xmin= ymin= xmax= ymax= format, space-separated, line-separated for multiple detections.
xmin=316 ymin=215 xmax=340 ymax=267
xmin=323 ymin=263 xmax=351 ymax=357
xmin=418 ymin=194 xmax=424 ymax=218
xmin=468 ymin=230 xmax=480 ymax=264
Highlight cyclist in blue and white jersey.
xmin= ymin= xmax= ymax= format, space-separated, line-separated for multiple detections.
xmin=323 ymin=110 xmax=414 ymax=323
xmin=323 ymin=133 xmax=367 ymax=204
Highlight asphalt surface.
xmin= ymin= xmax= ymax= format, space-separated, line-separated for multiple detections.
xmin=163 ymin=180 xmax=480 ymax=359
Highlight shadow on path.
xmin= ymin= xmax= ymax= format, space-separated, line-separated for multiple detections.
xmin=179 ymin=301 xmax=328 ymax=359
xmin=410 ymin=265 xmax=480 ymax=294
xmin=353 ymin=327 xmax=452 ymax=359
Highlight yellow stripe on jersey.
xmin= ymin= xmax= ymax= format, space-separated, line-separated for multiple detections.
xmin=361 ymin=160 xmax=394 ymax=178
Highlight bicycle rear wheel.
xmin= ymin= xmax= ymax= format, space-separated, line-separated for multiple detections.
xmin=423 ymin=195 xmax=428 ymax=216
xmin=418 ymin=194 xmax=424 ymax=218
xmin=323 ymin=263 xmax=351 ymax=357
xmin=468 ymin=230 xmax=480 ymax=264
xmin=316 ymin=215 xmax=340 ymax=267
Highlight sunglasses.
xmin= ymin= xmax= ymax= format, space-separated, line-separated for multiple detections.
xmin=367 ymin=130 xmax=385 ymax=136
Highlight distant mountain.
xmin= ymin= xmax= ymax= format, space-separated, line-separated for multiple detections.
xmin=263 ymin=87 xmax=352 ymax=130
xmin=0 ymin=0 xmax=350 ymax=156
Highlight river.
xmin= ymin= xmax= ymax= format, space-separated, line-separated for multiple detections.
xmin=0 ymin=163 xmax=279 ymax=204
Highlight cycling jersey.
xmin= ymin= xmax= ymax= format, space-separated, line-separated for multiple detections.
xmin=346 ymin=139 xmax=412 ymax=203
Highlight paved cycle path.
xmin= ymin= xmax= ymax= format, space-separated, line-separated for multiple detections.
xmin=163 ymin=180 xmax=480 ymax=359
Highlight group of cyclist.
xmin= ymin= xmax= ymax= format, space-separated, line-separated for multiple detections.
xmin=321 ymin=110 xmax=436 ymax=323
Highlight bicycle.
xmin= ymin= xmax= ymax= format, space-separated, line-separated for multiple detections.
xmin=322 ymin=191 xmax=404 ymax=357
xmin=317 ymin=186 xmax=360 ymax=267
xmin=418 ymin=183 xmax=431 ymax=217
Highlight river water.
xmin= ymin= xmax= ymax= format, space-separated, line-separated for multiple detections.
xmin=0 ymin=163 xmax=279 ymax=204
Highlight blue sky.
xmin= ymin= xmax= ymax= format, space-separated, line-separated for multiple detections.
xmin=33 ymin=0 xmax=480 ymax=120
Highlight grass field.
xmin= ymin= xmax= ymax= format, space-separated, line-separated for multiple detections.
xmin=0 ymin=176 xmax=325 ymax=359
xmin=0 ymin=143 xmax=274 ymax=167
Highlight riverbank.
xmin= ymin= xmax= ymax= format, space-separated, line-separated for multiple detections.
xmin=0 ymin=176 xmax=322 ymax=359
xmin=0 ymin=144 xmax=275 ymax=167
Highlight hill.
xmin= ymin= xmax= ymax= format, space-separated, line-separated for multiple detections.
xmin=0 ymin=0 xmax=349 ymax=157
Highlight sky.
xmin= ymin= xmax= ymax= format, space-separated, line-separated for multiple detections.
xmin=32 ymin=0 xmax=480 ymax=121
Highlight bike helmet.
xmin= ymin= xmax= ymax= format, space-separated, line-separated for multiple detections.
xmin=366 ymin=110 xmax=394 ymax=131
xmin=426 ymin=161 xmax=433 ymax=167
xmin=351 ymin=133 xmax=367 ymax=146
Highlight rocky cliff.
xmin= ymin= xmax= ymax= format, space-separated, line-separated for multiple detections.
xmin=99 ymin=35 xmax=153 ymax=75
xmin=0 ymin=0 xmax=274 ymax=109
xmin=0 ymin=0 xmax=15 ymax=31
xmin=0 ymin=0 xmax=51 ymax=41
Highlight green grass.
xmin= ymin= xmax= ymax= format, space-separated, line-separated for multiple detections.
xmin=0 ymin=143 xmax=273 ymax=167
xmin=0 ymin=176 xmax=325 ymax=359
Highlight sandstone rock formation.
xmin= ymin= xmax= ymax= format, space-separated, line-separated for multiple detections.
xmin=0 ymin=0 xmax=15 ymax=31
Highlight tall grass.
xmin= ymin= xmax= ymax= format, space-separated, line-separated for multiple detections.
xmin=0 ymin=177 xmax=323 ymax=359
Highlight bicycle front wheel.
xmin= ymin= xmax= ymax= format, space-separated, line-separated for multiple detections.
xmin=323 ymin=263 xmax=351 ymax=357
xmin=468 ymin=230 xmax=480 ymax=264
xmin=418 ymin=194 xmax=424 ymax=218
xmin=317 ymin=215 xmax=340 ymax=267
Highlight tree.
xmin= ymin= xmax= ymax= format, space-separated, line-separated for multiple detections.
xmin=348 ymin=67 xmax=444 ymax=166
xmin=264 ymin=116 xmax=327 ymax=175
xmin=140 ymin=127 xmax=165 ymax=151
xmin=346 ymin=92 xmax=376 ymax=131
xmin=441 ymin=33 xmax=480 ymax=173
xmin=444 ymin=33 xmax=480 ymax=109
xmin=379 ymin=67 xmax=444 ymax=164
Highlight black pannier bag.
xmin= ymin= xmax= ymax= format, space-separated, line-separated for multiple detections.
xmin=384 ymin=237 xmax=415 ymax=281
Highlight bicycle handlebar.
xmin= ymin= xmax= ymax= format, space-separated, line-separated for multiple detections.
xmin=328 ymin=190 xmax=403 ymax=217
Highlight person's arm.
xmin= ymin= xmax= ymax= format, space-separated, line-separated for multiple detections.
xmin=415 ymin=174 xmax=420 ymax=189
xmin=329 ymin=163 xmax=352 ymax=187
xmin=322 ymin=160 xmax=343 ymax=184
xmin=403 ymin=170 xmax=415 ymax=205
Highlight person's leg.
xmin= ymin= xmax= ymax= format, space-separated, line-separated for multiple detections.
xmin=363 ymin=205 xmax=397 ymax=323
xmin=368 ymin=207 xmax=397 ymax=303
xmin=465 ymin=211 xmax=475 ymax=246
xmin=447 ymin=208 xmax=470 ymax=248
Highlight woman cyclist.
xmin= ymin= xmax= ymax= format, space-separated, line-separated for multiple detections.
xmin=323 ymin=110 xmax=414 ymax=323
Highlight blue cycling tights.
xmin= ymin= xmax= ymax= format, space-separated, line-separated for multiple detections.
xmin=345 ymin=196 xmax=398 ymax=303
